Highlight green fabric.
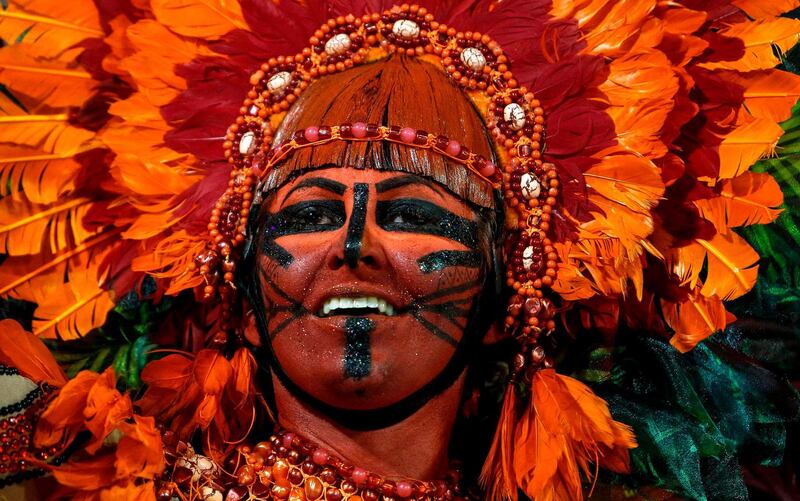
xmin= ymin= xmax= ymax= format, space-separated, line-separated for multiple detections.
xmin=587 ymin=335 xmax=799 ymax=500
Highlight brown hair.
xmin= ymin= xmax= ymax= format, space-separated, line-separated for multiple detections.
xmin=261 ymin=55 xmax=498 ymax=208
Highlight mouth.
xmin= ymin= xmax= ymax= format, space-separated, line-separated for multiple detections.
xmin=318 ymin=296 xmax=397 ymax=317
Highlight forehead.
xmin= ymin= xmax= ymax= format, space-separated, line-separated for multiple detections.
xmin=273 ymin=167 xmax=462 ymax=200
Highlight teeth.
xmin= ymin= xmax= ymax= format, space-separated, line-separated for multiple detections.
xmin=319 ymin=296 xmax=396 ymax=317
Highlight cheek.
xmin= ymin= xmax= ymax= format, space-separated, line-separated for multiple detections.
xmin=381 ymin=232 xmax=483 ymax=297
xmin=259 ymin=232 xmax=337 ymax=300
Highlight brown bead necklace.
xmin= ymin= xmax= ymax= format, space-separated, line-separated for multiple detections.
xmin=224 ymin=428 xmax=473 ymax=501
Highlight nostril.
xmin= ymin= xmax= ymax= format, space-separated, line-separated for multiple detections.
xmin=328 ymin=253 xmax=346 ymax=270
xmin=359 ymin=254 xmax=379 ymax=268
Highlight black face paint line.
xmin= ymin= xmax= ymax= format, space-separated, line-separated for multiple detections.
xmin=376 ymin=199 xmax=478 ymax=249
xmin=261 ymin=200 xmax=346 ymax=268
xmin=343 ymin=317 xmax=374 ymax=380
xmin=258 ymin=267 xmax=308 ymax=341
xmin=417 ymin=250 xmax=481 ymax=274
xmin=344 ymin=183 xmax=369 ymax=268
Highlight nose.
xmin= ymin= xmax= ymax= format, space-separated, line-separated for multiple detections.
xmin=327 ymin=183 xmax=386 ymax=270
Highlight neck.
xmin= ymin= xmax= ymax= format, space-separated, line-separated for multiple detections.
xmin=271 ymin=371 xmax=466 ymax=480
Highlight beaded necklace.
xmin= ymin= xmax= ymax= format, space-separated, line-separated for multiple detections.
xmin=160 ymin=428 xmax=474 ymax=501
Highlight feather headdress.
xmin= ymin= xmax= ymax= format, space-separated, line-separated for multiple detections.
xmin=1 ymin=0 xmax=799 ymax=498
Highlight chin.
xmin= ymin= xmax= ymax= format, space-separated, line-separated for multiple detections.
xmin=316 ymin=366 xmax=418 ymax=411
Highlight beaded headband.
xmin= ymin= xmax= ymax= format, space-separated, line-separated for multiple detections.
xmin=195 ymin=3 xmax=558 ymax=365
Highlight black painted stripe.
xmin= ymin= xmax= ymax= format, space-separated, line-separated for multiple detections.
xmin=417 ymin=250 xmax=481 ymax=273
xmin=344 ymin=183 xmax=369 ymax=267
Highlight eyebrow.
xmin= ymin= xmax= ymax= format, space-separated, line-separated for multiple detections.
xmin=375 ymin=175 xmax=444 ymax=198
xmin=284 ymin=177 xmax=348 ymax=201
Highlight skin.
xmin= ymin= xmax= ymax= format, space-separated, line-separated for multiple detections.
xmin=253 ymin=167 xmax=489 ymax=478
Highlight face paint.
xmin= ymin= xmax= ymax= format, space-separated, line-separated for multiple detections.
xmin=417 ymin=250 xmax=481 ymax=274
xmin=253 ymin=168 xmax=490 ymax=418
xmin=343 ymin=317 xmax=374 ymax=379
xmin=344 ymin=183 xmax=369 ymax=268
xmin=376 ymin=198 xmax=478 ymax=249
xmin=258 ymin=266 xmax=308 ymax=341
xmin=260 ymin=177 xmax=348 ymax=267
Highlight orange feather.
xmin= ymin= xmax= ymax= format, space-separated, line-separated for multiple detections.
xmin=0 ymin=44 xmax=96 ymax=109
xmin=670 ymin=232 xmax=759 ymax=301
xmin=695 ymin=171 xmax=784 ymax=231
xmin=35 ymin=370 xmax=98 ymax=448
xmin=50 ymin=454 xmax=116 ymax=490
xmin=0 ymin=196 xmax=99 ymax=256
xmin=583 ymin=152 xmax=664 ymax=215
xmin=0 ymin=93 xmax=95 ymax=149
xmin=8 ymin=250 xmax=117 ymax=340
xmin=0 ymin=0 xmax=102 ymax=58
xmin=731 ymin=0 xmax=800 ymax=19
xmin=550 ymin=242 xmax=597 ymax=301
xmin=726 ymin=70 xmax=800 ymax=122
xmin=512 ymin=369 xmax=636 ymax=501
xmin=0 ymin=229 xmax=120 ymax=298
xmin=599 ymin=50 xmax=679 ymax=159
xmin=0 ymin=318 xmax=66 ymax=386
xmin=550 ymin=0 xmax=657 ymax=58
xmin=149 ymin=0 xmax=247 ymax=39
xmin=115 ymin=20 xmax=213 ymax=106
xmin=662 ymin=290 xmax=729 ymax=352
xmin=83 ymin=368 xmax=134 ymax=454
xmin=718 ymin=117 xmax=784 ymax=179
xmin=701 ymin=17 xmax=800 ymax=72
xmin=480 ymin=386 xmax=519 ymax=501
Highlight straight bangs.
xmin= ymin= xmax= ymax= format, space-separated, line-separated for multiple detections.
xmin=259 ymin=55 xmax=497 ymax=208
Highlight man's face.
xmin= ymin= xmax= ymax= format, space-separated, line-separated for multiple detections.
xmin=254 ymin=167 xmax=486 ymax=410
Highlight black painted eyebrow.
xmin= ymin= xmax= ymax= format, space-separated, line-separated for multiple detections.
xmin=375 ymin=175 xmax=442 ymax=196
xmin=285 ymin=177 xmax=347 ymax=200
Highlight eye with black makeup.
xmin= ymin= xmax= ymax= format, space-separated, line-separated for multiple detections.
xmin=376 ymin=198 xmax=479 ymax=249
xmin=379 ymin=198 xmax=439 ymax=228
xmin=270 ymin=200 xmax=346 ymax=234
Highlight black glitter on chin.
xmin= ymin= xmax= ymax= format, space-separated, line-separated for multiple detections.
xmin=343 ymin=317 xmax=374 ymax=380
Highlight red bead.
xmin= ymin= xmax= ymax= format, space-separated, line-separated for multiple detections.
xmin=479 ymin=160 xmax=496 ymax=178
xmin=396 ymin=482 xmax=413 ymax=498
xmin=304 ymin=126 xmax=320 ymax=142
xmin=312 ymin=449 xmax=329 ymax=465
xmin=352 ymin=467 xmax=367 ymax=485
xmin=351 ymin=122 xmax=367 ymax=138
xmin=445 ymin=139 xmax=461 ymax=156
xmin=399 ymin=127 xmax=416 ymax=143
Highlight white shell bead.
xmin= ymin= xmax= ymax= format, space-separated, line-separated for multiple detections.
xmin=267 ymin=71 xmax=292 ymax=93
xmin=520 ymin=173 xmax=541 ymax=199
xmin=503 ymin=103 xmax=526 ymax=131
xmin=522 ymin=246 xmax=535 ymax=271
xmin=460 ymin=47 xmax=486 ymax=72
xmin=239 ymin=131 xmax=256 ymax=155
xmin=200 ymin=486 xmax=223 ymax=501
xmin=324 ymin=33 xmax=351 ymax=55
xmin=392 ymin=19 xmax=420 ymax=38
